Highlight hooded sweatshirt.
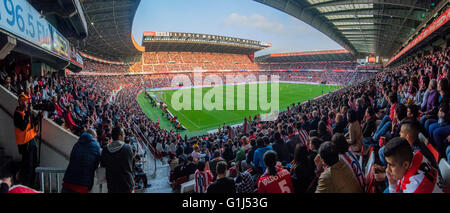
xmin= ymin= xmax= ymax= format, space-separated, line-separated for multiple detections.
xmin=101 ymin=140 xmax=134 ymax=193
xmin=63 ymin=133 xmax=100 ymax=191
xmin=253 ymin=146 xmax=273 ymax=173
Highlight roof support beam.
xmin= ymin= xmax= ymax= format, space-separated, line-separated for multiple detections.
xmin=255 ymin=0 xmax=357 ymax=54
xmin=307 ymin=0 xmax=431 ymax=11
xmin=332 ymin=18 xmax=419 ymax=29
xmin=323 ymin=9 xmax=425 ymax=22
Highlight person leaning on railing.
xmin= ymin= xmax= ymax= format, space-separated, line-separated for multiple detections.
xmin=13 ymin=94 xmax=39 ymax=188
xmin=62 ymin=129 xmax=101 ymax=193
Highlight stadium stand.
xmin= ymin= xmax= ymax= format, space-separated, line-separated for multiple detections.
xmin=83 ymin=60 xmax=128 ymax=74
xmin=0 ymin=0 xmax=449 ymax=195
xmin=140 ymin=52 xmax=259 ymax=73
xmin=4 ymin=45 xmax=447 ymax=193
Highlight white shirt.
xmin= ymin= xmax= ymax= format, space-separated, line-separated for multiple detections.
xmin=156 ymin=143 xmax=163 ymax=153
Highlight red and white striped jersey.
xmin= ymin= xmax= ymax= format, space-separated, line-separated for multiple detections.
xmin=340 ymin=151 xmax=365 ymax=191
xmin=194 ymin=170 xmax=213 ymax=193
xmin=297 ymin=129 xmax=309 ymax=147
xmin=390 ymin=151 xmax=446 ymax=193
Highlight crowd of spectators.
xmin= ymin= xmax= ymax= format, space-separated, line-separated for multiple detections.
xmin=141 ymin=52 xmax=259 ymax=73
xmin=1 ymin=46 xmax=449 ymax=193
xmin=165 ymin=47 xmax=450 ymax=193
xmin=83 ymin=60 xmax=128 ymax=74
xmin=258 ymin=61 xmax=357 ymax=71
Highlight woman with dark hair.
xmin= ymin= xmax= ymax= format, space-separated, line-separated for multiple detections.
xmin=290 ymin=144 xmax=315 ymax=193
xmin=406 ymin=104 xmax=420 ymax=120
xmin=257 ymin=151 xmax=293 ymax=193
xmin=317 ymin=121 xmax=332 ymax=142
xmin=362 ymin=107 xmax=377 ymax=137
xmin=331 ymin=133 xmax=364 ymax=191
xmin=362 ymin=107 xmax=378 ymax=147
xmin=429 ymin=103 xmax=450 ymax=154
xmin=418 ymin=76 xmax=430 ymax=110
xmin=423 ymin=78 xmax=448 ymax=137
xmin=194 ymin=160 xmax=213 ymax=193
xmin=346 ymin=109 xmax=363 ymax=153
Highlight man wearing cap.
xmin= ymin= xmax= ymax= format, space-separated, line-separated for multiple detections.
xmin=14 ymin=94 xmax=38 ymax=187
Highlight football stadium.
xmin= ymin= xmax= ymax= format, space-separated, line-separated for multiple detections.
xmin=0 ymin=0 xmax=449 ymax=200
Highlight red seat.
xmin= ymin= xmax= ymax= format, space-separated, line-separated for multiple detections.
xmin=427 ymin=143 xmax=439 ymax=162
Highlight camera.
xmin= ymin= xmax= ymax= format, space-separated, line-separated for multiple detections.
xmin=33 ymin=100 xmax=55 ymax=112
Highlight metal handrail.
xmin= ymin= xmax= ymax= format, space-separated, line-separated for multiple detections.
xmin=132 ymin=125 xmax=158 ymax=178
xmin=35 ymin=167 xmax=66 ymax=193
xmin=35 ymin=167 xmax=108 ymax=193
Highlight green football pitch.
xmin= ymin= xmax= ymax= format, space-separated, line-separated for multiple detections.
xmin=137 ymin=83 xmax=342 ymax=137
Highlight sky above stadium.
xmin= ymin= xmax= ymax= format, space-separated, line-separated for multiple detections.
xmin=132 ymin=0 xmax=343 ymax=57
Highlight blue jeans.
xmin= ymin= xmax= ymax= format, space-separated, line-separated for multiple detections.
xmin=379 ymin=146 xmax=386 ymax=166
xmin=425 ymin=119 xmax=437 ymax=136
xmin=420 ymin=115 xmax=428 ymax=128
xmin=428 ymin=122 xmax=440 ymax=145
xmin=363 ymin=137 xmax=377 ymax=147
xmin=432 ymin=125 xmax=450 ymax=153
xmin=373 ymin=115 xmax=391 ymax=142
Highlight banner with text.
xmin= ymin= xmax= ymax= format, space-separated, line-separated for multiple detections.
xmin=0 ymin=0 xmax=53 ymax=52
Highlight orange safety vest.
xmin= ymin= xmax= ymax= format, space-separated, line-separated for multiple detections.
xmin=14 ymin=110 xmax=37 ymax=145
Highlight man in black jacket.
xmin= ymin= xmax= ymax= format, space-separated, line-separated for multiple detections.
xmin=245 ymin=139 xmax=257 ymax=166
xmin=183 ymin=156 xmax=197 ymax=177
xmin=286 ymin=126 xmax=301 ymax=160
xmin=309 ymin=111 xmax=320 ymax=132
xmin=300 ymin=114 xmax=311 ymax=133
xmin=355 ymin=98 xmax=366 ymax=123
xmin=222 ymin=143 xmax=234 ymax=164
xmin=272 ymin=132 xmax=290 ymax=163
xmin=209 ymin=150 xmax=225 ymax=178
xmin=101 ymin=126 xmax=135 ymax=193
xmin=207 ymin=161 xmax=235 ymax=193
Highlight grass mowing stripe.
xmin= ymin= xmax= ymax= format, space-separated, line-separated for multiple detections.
xmin=137 ymin=83 xmax=342 ymax=137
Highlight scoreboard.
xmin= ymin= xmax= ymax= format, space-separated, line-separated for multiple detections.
xmin=358 ymin=56 xmax=380 ymax=65
xmin=366 ymin=56 xmax=379 ymax=64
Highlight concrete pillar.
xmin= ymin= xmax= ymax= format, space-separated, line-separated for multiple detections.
xmin=0 ymin=35 xmax=16 ymax=60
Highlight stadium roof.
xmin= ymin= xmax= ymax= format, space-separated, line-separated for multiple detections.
xmin=28 ymin=0 xmax=88 ymax=40
xmin=255 ymin=0 xmax=443 ymax=57
xmin=255 ymin=49 xmax=355 ymax=62
xmin=142 ymin=32 xmax=270 ymax=55
xmin=68 ymin=0 xmax=141 ymax=61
